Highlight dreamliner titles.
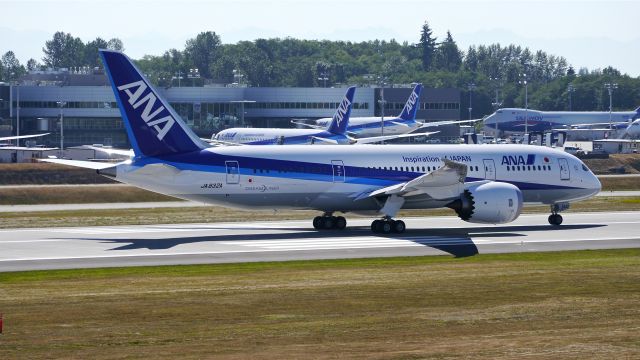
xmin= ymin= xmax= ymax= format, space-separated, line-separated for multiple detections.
xmin=117 ymin=80 xmax=175 ymax=141
xmin=402 ymin=155 xmax=472 ymax=163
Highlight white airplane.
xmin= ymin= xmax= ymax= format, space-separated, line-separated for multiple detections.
xmin=43 ymin=50 xmax=601 ymax=234
xmin=296 ymin=83 xmax=480 ymax=138
xmin=553 ymin=118 xmax=640 ymax=140
xmin=212 ymin=87 xmax=438 ymax=145
xmin=484 ymin=107 xmax=640 ymax=133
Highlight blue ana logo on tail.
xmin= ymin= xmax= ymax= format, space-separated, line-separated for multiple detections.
xmin=117 ymin=81 xmax=175 ymax=141
xmin=398 ymin=84 xmax=423 ymax=121
xmin=100 ymin=50 xmax=204 ymax=157
xmin=327 ymin=86 xmax=355 ymax=135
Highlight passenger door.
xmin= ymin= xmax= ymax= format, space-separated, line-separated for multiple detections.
xmin=331 ymin=160 xmax=345 ymax=183
xmin=225 ymin=160 xmax=240 ymax=184
xmin=483 ymin=159 xmax=496 ymax=180
xmin=558 ymin=158 xmax=570 ymax=181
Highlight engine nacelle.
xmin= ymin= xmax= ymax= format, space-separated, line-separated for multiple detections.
xmin=448 ymin=182 xmax=523 ymax=224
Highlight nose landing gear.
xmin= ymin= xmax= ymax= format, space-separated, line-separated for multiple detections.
xmin=548 ymin=203 xmax=569 ymax=226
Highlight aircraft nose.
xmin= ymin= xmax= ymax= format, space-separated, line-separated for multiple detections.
xmin=589 ymin=172 xmax=602 ymax=196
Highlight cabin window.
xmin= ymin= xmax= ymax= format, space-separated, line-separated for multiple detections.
xmin=411 ymin=167 xmax=415 ymax=172
xmin=507 ymin=166 xmax=510 ymax=171
xmin=422 ymin=166 xmax=426 ymax=172
xmin=395 ymin=166 xmax=398 ymax=171
xmin=253 ymin=169 xmax=257 ymax=174
xmin=517 ymin=166 xmax=520 ymax=171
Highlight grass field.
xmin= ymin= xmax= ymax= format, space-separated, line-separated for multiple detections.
xmin=0 ymin=249 xmax=639 ymax=359
xmin=0 ymin=196 xmax=638 ymax=229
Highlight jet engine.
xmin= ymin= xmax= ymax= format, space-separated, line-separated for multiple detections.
xmin=447 ymin=182 xmax=523 ymax=224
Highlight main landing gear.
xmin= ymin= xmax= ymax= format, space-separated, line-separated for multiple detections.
xmin=548 ymin=213 xmax=563 ymax=226
xmin=371 ymin=218 xmax=406 ymax=234
xmin=313 ymin=213 xmax=347 ymax=230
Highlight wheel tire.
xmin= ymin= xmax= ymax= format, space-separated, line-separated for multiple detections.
xmin=554 ymin=214 xmax=563 ymax=225
xmin=323 ymin=217 xmax=334 ymax=229
xmin=393 ymin=220 xmax=406 ymax=233
xmin=381 ymin=221 xmax=392 ymax=234
xmin=313 ymin=216 xmax=322 ymax=229
xmin=371 ymin=220 xmax=382 ymax=233
xmin=335 ymin=216 xmax=347 ymax=230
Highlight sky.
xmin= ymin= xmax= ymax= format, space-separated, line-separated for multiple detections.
xmin=1 ymin=0 xmax=639 ymax=76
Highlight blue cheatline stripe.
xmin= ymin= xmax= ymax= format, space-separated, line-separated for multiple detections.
xmin=132 ymin=151 xmax=585 ymax=191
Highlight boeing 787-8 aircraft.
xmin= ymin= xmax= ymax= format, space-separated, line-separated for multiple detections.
xmin=44 ymin=50 xmax=601 ymax=234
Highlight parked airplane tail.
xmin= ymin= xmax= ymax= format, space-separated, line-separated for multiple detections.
xmin=99 ymin=50 xmax=205 ymax=157
xmin=633 ymin=106 xmax=640 ymax=120
xmin=326 ymin=86 xmax=356 ymax=135
xmin=398 ymin=83 xmax=423 ymax=121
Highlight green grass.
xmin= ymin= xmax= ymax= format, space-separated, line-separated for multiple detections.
xmin=1 ymin=249 xmax=639 ymax=359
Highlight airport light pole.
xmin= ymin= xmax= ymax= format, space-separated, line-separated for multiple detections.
xmin=519 ymin=73 xmax=529 ymax=138
xmin=604 ymin=82 xmax=618 ymax=129
xmin=377 ymin=76 xmax=388 ymax=143
xmin=57 ymin=101 xmax=66 ymax=158
xmin=188 ymin=68 xmax=200 ymax=87
xmin=173 ymin=71 xmax=183 ymax=87
xmin=317 ymin=71 xmax=328 ymax=88
xmin=489 ymin=77 xmax=503 ymax=136
xmin=467 ymin=83 xmax=476 ymax=121
xmin=567 ymin=84 xmax=575 ymax=111
xmin=232 ymin=69 xmax=245 ymax=87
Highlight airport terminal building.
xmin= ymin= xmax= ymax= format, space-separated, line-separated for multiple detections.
xmin=0 ymin=70 xmax=461 ymax=149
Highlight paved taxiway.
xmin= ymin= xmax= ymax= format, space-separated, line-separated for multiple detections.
xmin=1 ymin=211 xmax=638 ymax=271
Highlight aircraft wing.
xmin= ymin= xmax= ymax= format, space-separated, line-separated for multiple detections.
xmin=311 ymin=136 xmax=339 ymax=145
xmin=417 ymin=119 xmax=481 ymax=129
xmin=291 ymin=120 xmax=323 ymax=129
xmin=39 ymin=158 xmax=122 ymax=170
xmin=353 ymin=159 xmax=468 ymax=201
xmin=390 ymin=121 xmax=412 ymax=128
xmin=86 ymin=146 xmax=134 ymax=157
xmin=0 ymin=133 xmax=50 ymax=141
xmin=353 ymin=131 xmax=439 ymax=145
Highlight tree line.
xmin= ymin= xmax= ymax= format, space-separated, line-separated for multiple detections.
xmin=1 ymin=23 xmax=639 ymax=119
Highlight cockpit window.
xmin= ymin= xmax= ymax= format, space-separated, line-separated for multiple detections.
xmin=582 ymin=164 xmax=589 ymax=171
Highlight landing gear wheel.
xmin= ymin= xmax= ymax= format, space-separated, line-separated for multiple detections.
xmin=548 ymin=214 xmax=563 ymax=226
xmin=313 ymin=216 xmax=322 ymax=229
xmin=381 ymin=221 xmax=392 ymax=234
xmin=323 ymin=216 xmax=335 ymax=229
xmin=371 ymin=219 xmax=382 ymax=233
xmin=335 ymin=216 xmax=347 ymax=230
xmin=392 ymin=220 xmax=406 ymax=234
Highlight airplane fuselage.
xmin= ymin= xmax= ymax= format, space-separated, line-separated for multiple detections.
xmin=484 ymin=108 xmax=638 ymax=133
xmin=213 ymin=128 xmax=350 ymax=145
xmin=316 ymin=117 xmax=421 ymax=137
xmin=114 ymin=144 xmax=600 ymax=214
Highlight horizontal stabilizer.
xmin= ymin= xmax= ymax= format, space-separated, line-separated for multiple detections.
xmin=40 ymin=158 xmax=122 ymax=170
xmin=353 ymin=131 xmax=439 ymax=144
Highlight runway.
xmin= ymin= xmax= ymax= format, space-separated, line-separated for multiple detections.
xmin=1 ymin=211 xmax=639 ymax=272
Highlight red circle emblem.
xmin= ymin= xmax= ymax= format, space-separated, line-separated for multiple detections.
xmin=544 ymin=157 xmax=550 ymax=163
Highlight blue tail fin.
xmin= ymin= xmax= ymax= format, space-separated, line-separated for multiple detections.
xmin=398 ymin=84 xmax=423 ymax=121
xmin=99 ymin=50 xmax=205 ymax=157
xmin=326 ymin=86 xmax=356 ymax=135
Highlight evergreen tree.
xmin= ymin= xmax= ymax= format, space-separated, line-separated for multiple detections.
xmin=419 ymin=21 xmax=437 ymax=71
xmin=42 ymin=31 xmax=85 ymax=68
xmin=26 ymin=58 xmax=40 ymax=72
xmin=434 ymin=31 xmax=462 ymax=72
xmin=1 ymin=51 xmax=25 ymax=80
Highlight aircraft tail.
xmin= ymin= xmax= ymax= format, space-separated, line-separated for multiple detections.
xmin=99 ymin=50 xmax=205 ymax=157
xmin=398 ymin=84 xmax=423 ymax=121
xmin=326 ymin=86 xmax=356 ymax=135
xmin=633 ymin=106 xmax=640 ymax=120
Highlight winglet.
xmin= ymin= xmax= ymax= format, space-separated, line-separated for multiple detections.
xmin=99 ymin=50 xmax=205 ymax=157
xmin=398 ymin=84 xmax=423 ymax=121
xmin=326 ymin=86 xmax=356 ymax=135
